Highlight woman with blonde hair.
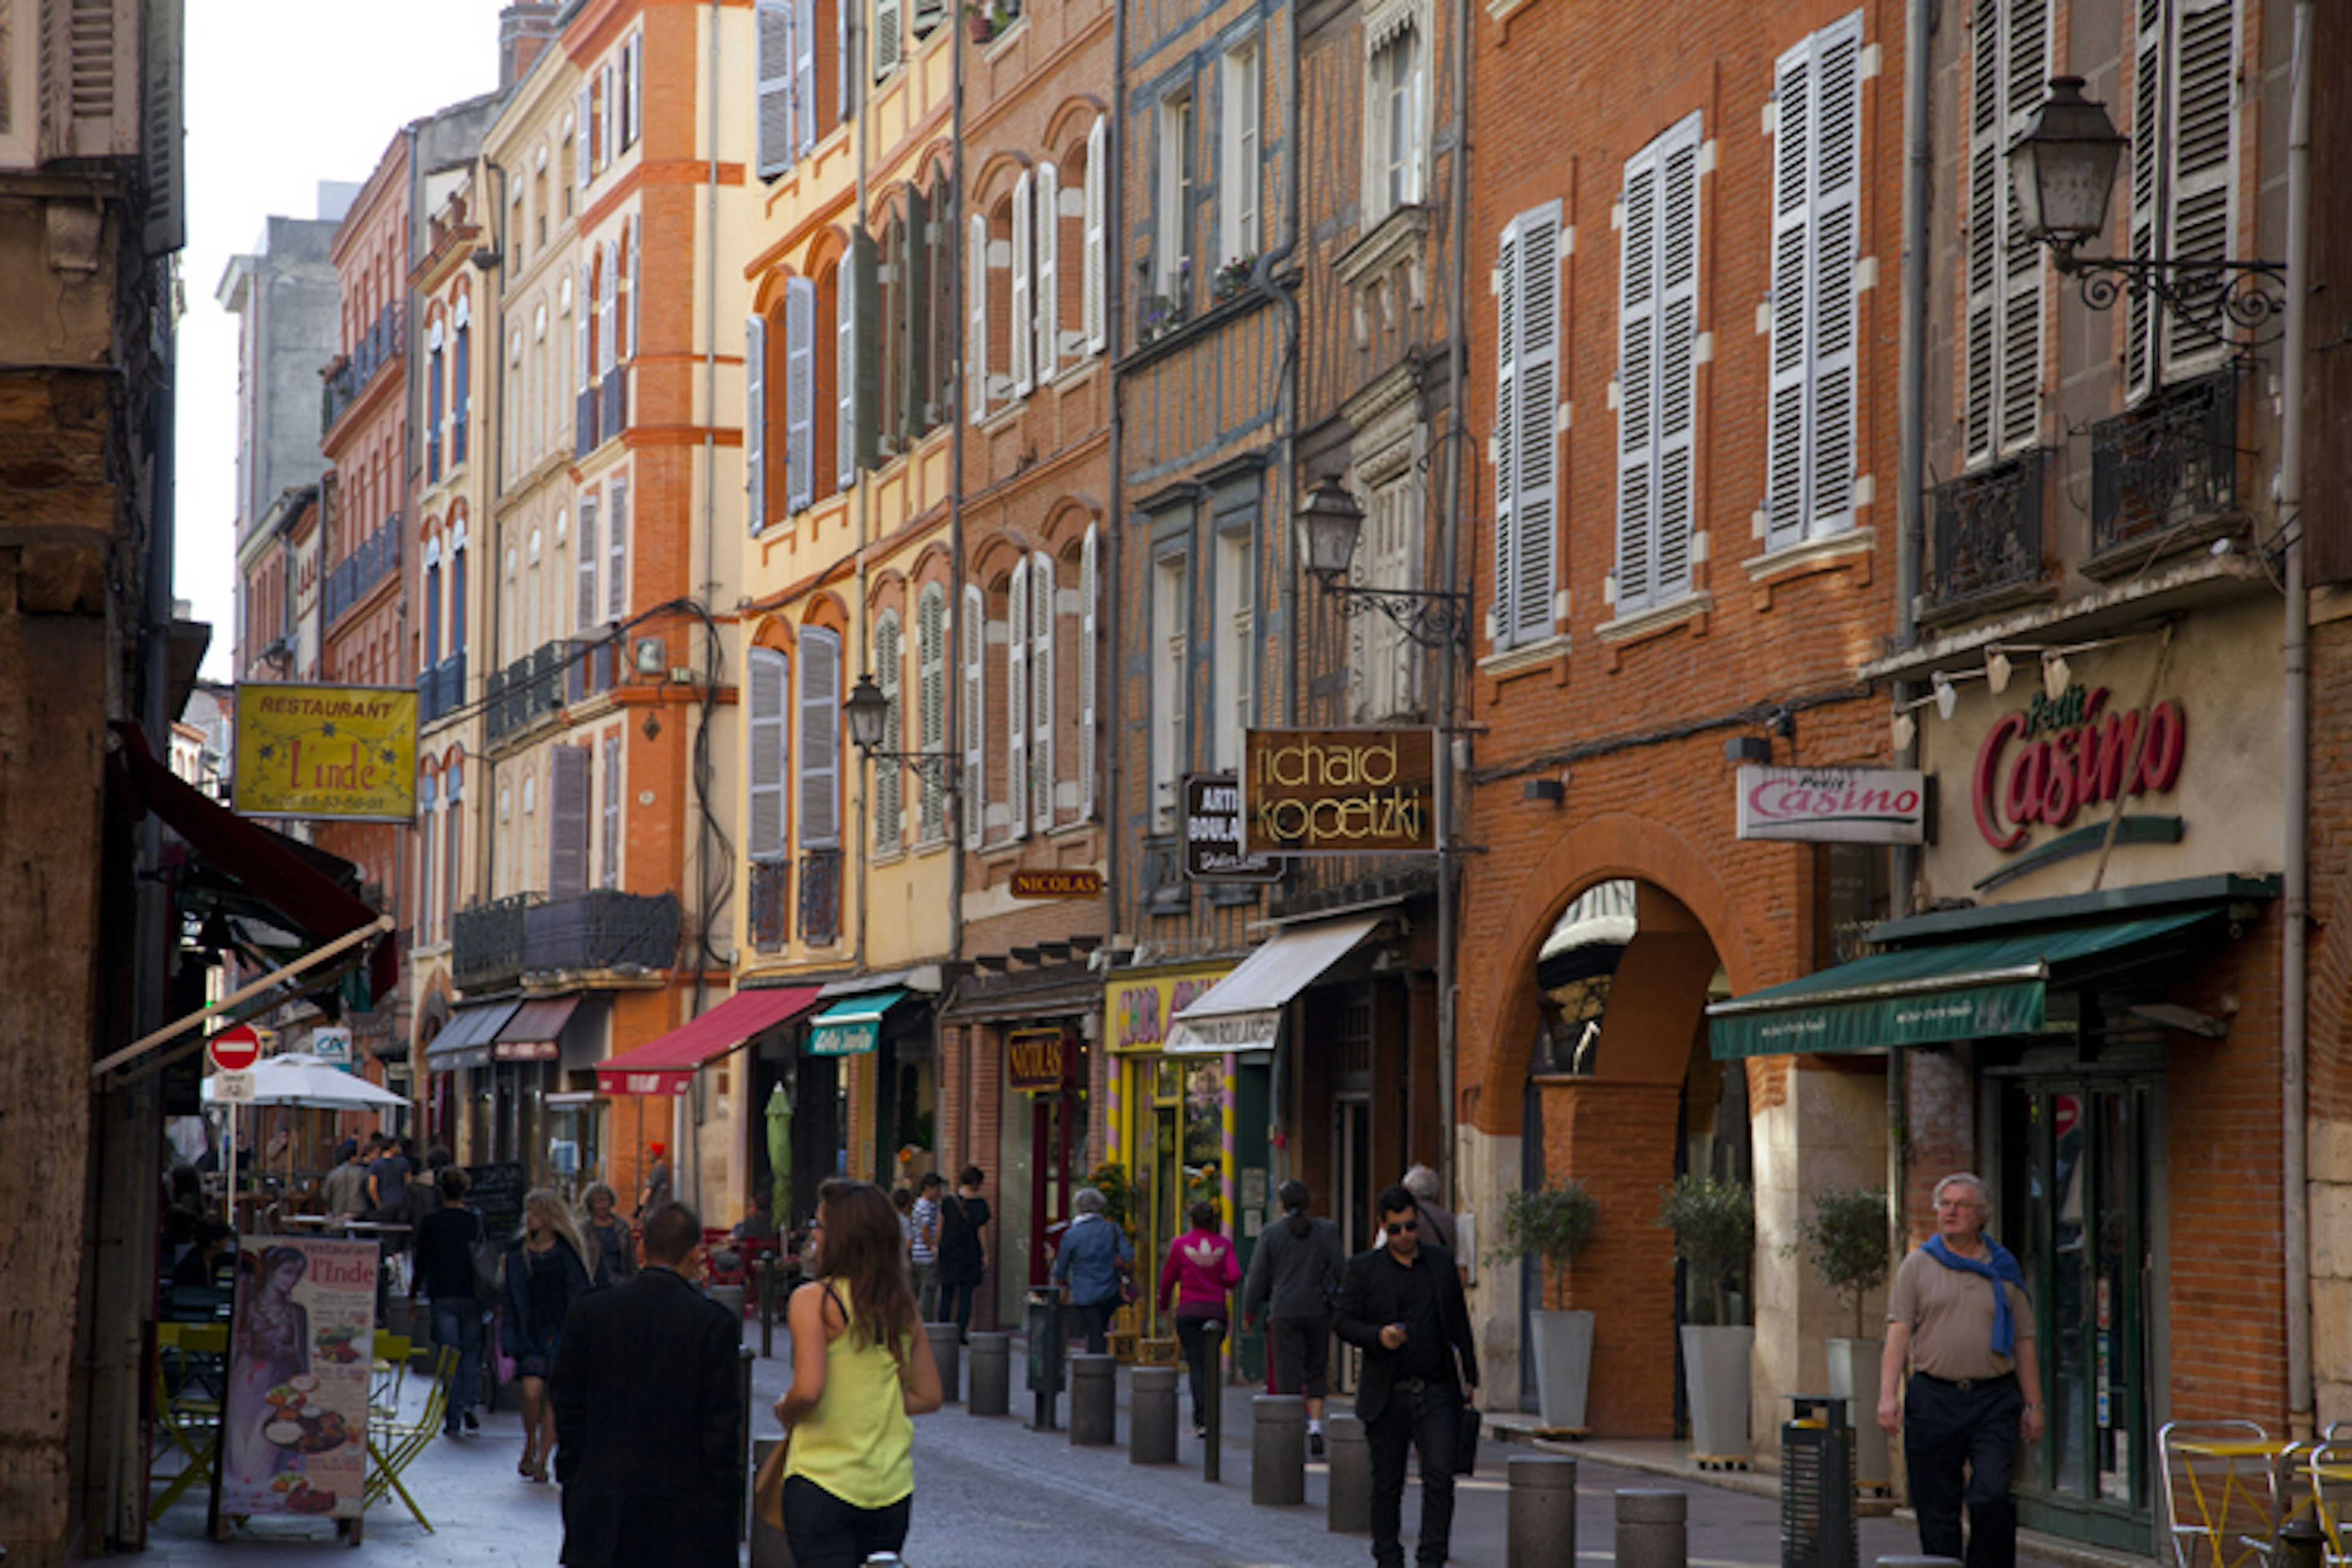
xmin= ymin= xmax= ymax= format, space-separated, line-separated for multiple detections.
xmin=774 ymin=1178 xmax=944 ymax=1567
xmin=503 ymin=1186 xmax=598 ymax=1482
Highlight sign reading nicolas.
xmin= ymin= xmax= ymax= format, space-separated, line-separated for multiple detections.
xmin=1243 ymin=728 xmax=1438 ymax=856
xmin=1183 ymin=774 xmax=1283 ymax=881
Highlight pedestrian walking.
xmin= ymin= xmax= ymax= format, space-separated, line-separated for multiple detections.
xmin=637 ymin=1142 xmax=671 ymax=1219
xmin=551 ymin=1202 xmax=742 ymax=1567
xmin=1879 ymin=1172 xmax=2045 ymax=1568
xmin=578 ymin=1182 xmax=638 ymax=1284
xmin=1401 ymin=1164 xmax=1463 ymax=1283
xmin=1242 ymin=1179 xmax=1346 ymax=1456
xmin=935 ymin=1165 xmax=990 ymax=1340
xmin=365 ymin=1134 xmax=412 ymax=1226
xmin=1052 ymin=1186 xmax=1135 ymax=1355
xmin=409 ymin=1166 xmax=485 ymax=1436
xmin=1158 ymin=1200 xmax=1241 ymax=1438
xmin=1335 ymin=1183 xmax=1478 ymax=1568
xmin=320 ymin=1139 xmax=370 ymax=1221
xmin=910 ymin=1172 xmax=943 ymax=1322
xmin=504 ymin=1186 xmax=598 ymax=1483
xmin=772 ymin=1179 xmax=944 ymax=1568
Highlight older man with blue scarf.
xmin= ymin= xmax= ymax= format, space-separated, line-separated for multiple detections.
xmin=1879 ymin=1173 xmax=2045 ymax=1568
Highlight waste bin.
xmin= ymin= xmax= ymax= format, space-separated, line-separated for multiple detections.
xmin=1780 ymin=1394 xmax=1856 ymax=1568
xmin=1026 ymin=1286 xmax=1065 ymax=1431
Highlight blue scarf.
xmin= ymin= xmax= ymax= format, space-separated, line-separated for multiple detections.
xmin=1923 ymin=1234 xmax=2028 ymax=1356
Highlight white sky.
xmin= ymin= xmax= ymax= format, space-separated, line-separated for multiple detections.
xmin=178 ymin=1 xmax=507 ymax=679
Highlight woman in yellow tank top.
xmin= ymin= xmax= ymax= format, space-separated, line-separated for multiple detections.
xmin=774 ymin=1178 xmax=945 ymax=1567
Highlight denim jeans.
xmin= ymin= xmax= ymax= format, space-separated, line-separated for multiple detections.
xmin=428 ymin=1296 xmax=485 ymax=1434
xmin=1903 ymin=1370 xmax=2022 ymax=1568
xmin=1072 ymin=1297 xmax=1116 ymax=1355
xmin=781 ymin=1474 xmax=912 ymax=1568
xmin=913 ymin=1259 xmax=940 ymax=1323
xmin=1366 ymin=1380 xmax=1461 ymax=1567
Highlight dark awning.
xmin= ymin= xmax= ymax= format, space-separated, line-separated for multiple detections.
xmin=496 ymin=996 xmax=581 ymax=1062
xmin=1707 ymin=908 xmax=2223 ymax=1060
xmin=426 ymin=1000 xmax=521 ymax=1071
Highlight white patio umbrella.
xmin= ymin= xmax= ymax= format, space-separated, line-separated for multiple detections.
xmin=202 ymin=1052 xmax=411 ymax=1110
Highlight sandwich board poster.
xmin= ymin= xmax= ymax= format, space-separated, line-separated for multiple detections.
xmin=212 ymin=1237 xmax=377 ymax=1522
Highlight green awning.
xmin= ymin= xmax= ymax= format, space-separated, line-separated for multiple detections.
xmin=1707 ymin=910 xmax=2219 ymax=1060
xmin=805 ymin=988 xmax=909 ymax=1057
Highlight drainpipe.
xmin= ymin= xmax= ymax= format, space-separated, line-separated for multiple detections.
xmin=1102 ymin=0 xmax=1125 ymax=978
xmin=1260 ymin=0 xmax=1301 ymax=733
xmin=2280 ymin=0 xmax=2313 ymax=1441
xmin=1888 ymin=0 xmax=1934 ymax=1243
xmin=852 ymin=0 xmax=871 ymax=984
xmin=700 ymin=0 xmax=724 ymax=1016
xmin=483 ymin=154 xmax=510 ymax=911
xmin=1434 ymin=0 xmax=1471 ymax=1208
xmin=948 ymin=9 xmax=969 ymax=1167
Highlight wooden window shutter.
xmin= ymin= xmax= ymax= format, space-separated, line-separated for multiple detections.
xmin=1034 ymin=162 xmax=1060 ymax=386
xmin=603 ymin=64 xmax=619 ymax=172
xmin=961 ymin=583 xmax=985 ymax=847
xmin=1085 ymin=118 xmax=1109 ymax=354
xmin=1494 ymin=218 xmax=1519 ymax=647
xmin=600 ymin=733 xmax=622 ymax=888
xmin=798 ymin=625 xmax=842 ymax=848
xmin=1996 ymin=0 xmax=2047 ymax=453
xmin=1079 ymin=524 xmax=1098 ymax=820
xmin=786 ymin=276 xmax=817 ymax=513
xmin=1006 ymin=557 xmax=1029 ymax=842
xmin=1011 ymin=171 xmax=1034 ymax=396
xmin=873 ymin=0 xmax=902 ymax=81
xmin=576 ymin=494 xmax=600 ymax=631
xmin=625 ymin=35 xmax=642 ymax=149
xmin=1652 ymin=122 xmax=1702 ymax=601
xmin=746 ymin=314 xmax=767 ymax=535
xmin=903 ymin=184 xmax=930 ymax=434
xmin=747 ymin=646 xmax=788 ymax=860
xmin=577 ymin=85 xmax=592 ymax=196
xmin=1509 ymin=204 xmax=1560 ymax=644
xmin=1616 ymin=145 xmax=1660 ymax=610
xmin=968 ymin=213 xmax=990 ymax=423
xmin=839 ymin=253 xmax=858 ymax=489
xmin=606 ymin=476 xmax=628 ymax=621
xmin=598 ymin=243 xmax=618 ymax=380
xmin=2165 ymin=0 xmax=2237 ymax=369
xmin=918 ymin=584 xmax=947 ymax=840
xmin=1766 ymin=39 xmax=1815 ymax=548
xmin=549 ymin=744 xmax=592 ymax=900
xmin=2126 ymin=0 xmax=2163 ymax=400
xmin=576 ymin=262 xmax=593 ymax=400
xmin=875 ymin=611 xmax=903 ymax=846
xmin=794 ymin=0 xmax=819 ymax=155
xmin=628 ymin=217 xmax=642 ymax=360
xmin=1030 ymin=551 xmax=1054 ymax=832
xmin=837 ymin=0 xmax=853 ymax=126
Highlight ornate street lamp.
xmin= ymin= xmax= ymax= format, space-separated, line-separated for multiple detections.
xmin=1295 ymin=476 xmax=1472 ymax=650
xmin=842 ymin=671 xmax=956 ymax=788
xmin=2010 ymin=75 xmax=2286 ymax=338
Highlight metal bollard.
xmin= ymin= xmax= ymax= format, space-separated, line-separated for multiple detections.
xmin=1614 ymin=1488 xmax=1687 ymax=1568
xmin=737 ymin=1347 xmax=756 ymax=1545
xmin=925 ymin=1322 xmax=962 ymax=1405
xmin=1325 ymin=1414 xmax=1370 ymax=1534
xmin=1131 ymin=1365 xmax=1180 ymax=1463
xmin=1507 ymin=1455 xmax=1577 ymax=1568
xmin=967 ymin=1332 xmax=1011 ymax=1416
xmin=748 ymin=1437 xmax=791 ymax=1568
xmin=1251 ymin=1394 xmax=1308 ymax=1506
xmin=1069 ymin=1353 xmax=1119 ymax=1446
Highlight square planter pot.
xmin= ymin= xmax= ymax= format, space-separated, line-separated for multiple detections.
xmin=1529 ymin=1308 xmax=1594 ymax=1431
xmin=1680 ymin=1322 xmax=1754 ymax=1464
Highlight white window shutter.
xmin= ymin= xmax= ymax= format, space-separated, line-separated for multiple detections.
xmin=1810 ymin=18 xmax=1862 ymax=535
xmin=2125 ymin=0 xmax=2162 ymax=401
xmin=1996 ymin=0 xmax=2046 ymax=453
xmin=1493 ymin=219 xmax=1519 ymax=647
xmin=1653 ymin=125 xmax=1702 ymax=600
xmin=601 ymin=64 xmax=617 ymax=173
xmin=2165 ymin=0 xmax=2237 ymax=368
xmin=1035 ymin=162 xmax=1060 ymax=385
xmin=961 ymin=583 xmax=985 ymax=847
xmin=875 ymin=611 xmax=903 ymax=845
xmin=1085 ymin=118 xmax=1108 ymax=354
xmin=968 ymin=213 xmax=990 ymax=422
xmin=1079 ymin=525 xmax=1098 ymax=820
xmin=576 ymin=494 xmax=600 ymax=630
xmin=799 ymin=625 xmax=841 ymax=848
xmin=577 ymin=262 xmax=593 ymax=398
xmin=918 ymin=583 xmax=947 ymax=840
xmin=1510 ymin=205 xmax=1560 ymax=644
xmin=786 ymin=276 xmax=816 ymax=511
xmin=1011 ymin=171 xmax=1034 ymax=396
xmin=748 ymin=646 xmax=788 ymax=858
xmin=794 ymin=0 xmax=819 ymax=154
xmin=1616 ymin=148 xmax=1659 ymax=610
xmin=1006 ymin=558 xmax=1029 ymax=842
xmin=1030 ymin=551 xmax=1054 ymax=832
xmin=599 ymin=243 xmax=618 ymax=379
xmin=837 ymin=255 xmax=858 ymax=490
xmin=577 ymin=85 xmax=592 ymax=195
xmin=628 ymin=216 xmax=643 ymax=359
xmin=746 ymin=314 xmax=767 ymax=535
xmin=627 ymin=35 xmax=643 ymax=148
xmin=607 ymin=476 xmax=628 ymax=621
xmin=874 ymin=0 xmax=902 ymax=81
xmin=1963 ymin=0 xmax=2002 ymax=458
xmin=1765 ymin=39 xmax=1814 ymax=549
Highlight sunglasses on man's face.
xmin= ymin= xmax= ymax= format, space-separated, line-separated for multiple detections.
xmin=1384 ymin=1220 xmax=1419 ymax=1237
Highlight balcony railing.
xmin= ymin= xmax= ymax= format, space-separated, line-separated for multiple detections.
xmin=1928 ymin=451 xmax=2047 ymax=614
xmin=484 ymin=639 xmax=579 ymax=745
xmin=417 ymin=651 xmax=467 ymax=729
xmin=565 ymin=636 xmax=618 ymax=706
xmin=321 ymin=302 xmax=408 ymax=434
xmin=322 ymin=514 xmax=403 ymax=628
xmin=797 ymin=850 xmax=842 ymax=948
xmin=748 ymin=858 xmax=790 ymax=953
xmin=2090 ymin=368 xmax=2242 ymax=564
xmin=522 ymin=889 xmax=679 ymax=974
xmin=452 ymin=892 xmax=538 ymax=993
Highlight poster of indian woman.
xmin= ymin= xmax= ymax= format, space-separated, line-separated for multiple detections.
xmin=213 ymin=1237 xmax=377 ymax=1521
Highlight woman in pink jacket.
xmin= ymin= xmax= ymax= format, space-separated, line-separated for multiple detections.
xmin=1157 ymin=1200 xmax=1242 ymax=1438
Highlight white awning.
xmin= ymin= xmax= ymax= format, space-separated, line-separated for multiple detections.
xmin=1166 ymin=915 xmax=1384 ymax=1055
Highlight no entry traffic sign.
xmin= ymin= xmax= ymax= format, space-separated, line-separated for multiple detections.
xmin=208 ymin=1023 xmax=262 ymax=1074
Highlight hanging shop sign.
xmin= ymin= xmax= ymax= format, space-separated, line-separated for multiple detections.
xmin=1007 ymin=1027 xmax=1072 ymax=1091
xmin=1009 ymin=869 xmax=1104 ymax=899
xmin=1106 ymin=966 xmax=1234 ymax=1055
xmin=1972 ymin=686 xmax=2186 ymax=853
xmin=1736 ymin=766 xmax=1927 ymax=845
xmin=1242 ymin=728 xmax=1438 ymax=856
xmin=232 ymin=684 xmax=420 ymax=823
xmin=308 ymin=1027 xmax=354 ymax=1072
xmin=1184 ymin=774 xmax=1283 ymax=881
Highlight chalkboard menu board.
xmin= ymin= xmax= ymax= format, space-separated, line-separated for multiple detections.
xmin=463 ymin=1163 xmax=528 ymax=1243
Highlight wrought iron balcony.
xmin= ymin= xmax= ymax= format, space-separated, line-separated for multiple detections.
xmin=452 ymin=892 xmax=538 ymax=992
xmin=320 ymin=302 xmax=408 ymax=434
xmin=1927 ymin=451 xmax=2048 ymax=616
xmin=566 ymin=637 xmax=617 ymax=706
xmin=748 ymin=858 xmax=791 ymax=954
xmin=2089 ymin=368 xmax=2242 ymax=569
xmin=484 ymin=640 xmax=575 ymax=745
xmin=417 ymin=651 xmax=467 ymax=729
xmin=797 ymin=850 xmax=842 ymax=948
xmin=522 ymin=889 xmax=680 ymax=974
xmin=322 ymin=514 xmax=403 ymax=628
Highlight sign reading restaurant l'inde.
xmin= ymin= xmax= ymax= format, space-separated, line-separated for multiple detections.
xmin=1243 ymin=728 xmax=1438 ymax=856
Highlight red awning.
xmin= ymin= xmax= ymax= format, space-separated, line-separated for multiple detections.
xmin=113 ymin=723 xmax=398 ymax=1002
xmin=595 ymin=986 xmax=821 ymax=1096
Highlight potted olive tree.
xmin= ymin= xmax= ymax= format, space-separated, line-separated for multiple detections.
xmin=1659 ymin=1175 xmax=1755 ymax=1465
xmin=1791 ymin=1185 xmax=1894 ymax=1490
xmin=1490 ymin=1179 xmax=1600 ymax=1430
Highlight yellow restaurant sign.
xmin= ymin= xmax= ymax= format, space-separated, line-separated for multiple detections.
xmin=1106 ymin=965 xmax=1234 ymax=1055
xmin=233 ymin=684 xmax=419 ymax=823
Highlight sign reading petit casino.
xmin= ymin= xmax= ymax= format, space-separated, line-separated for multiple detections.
xmin=1243 ymin=728 xmax=1437 ymax=856
xmin=1972 ymin=685 xmax=2186 ymax=851
xmin=233 ymin=684 xmax=419 ymax=823
xmin=1736 ymin=766 xmax=1926 ymax=845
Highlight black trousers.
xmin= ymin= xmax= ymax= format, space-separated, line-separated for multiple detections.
xmin=1174 ymin=1313 xmax=1224 ymax=1425
xmin=1365 ymin=1380 xmax=1460 ymax=1568
xmin=780 ymin=1474 xmax=913 ymax=1568
xmin=1903 ymin=1371 xmax=2022 ymax=1568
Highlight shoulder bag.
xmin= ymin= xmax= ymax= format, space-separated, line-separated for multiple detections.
xmin=1450 ymin=1344 xmax=1482 ymax=1476
xmin=469 ymin=1212 xmax=505 ymax=1311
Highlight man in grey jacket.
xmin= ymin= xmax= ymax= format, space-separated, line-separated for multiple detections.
xmin=1242 ymin=1179 xmax=1346 ymax=1454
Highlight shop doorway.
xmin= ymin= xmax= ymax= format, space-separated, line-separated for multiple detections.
xmin=1333 ymin=1095 xmax=1373 ymax=1257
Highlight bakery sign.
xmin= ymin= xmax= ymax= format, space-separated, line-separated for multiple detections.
xmin=1972 ymin=685 xmax=2186 ymax=851
xmin=1242 ymin=728 xmax=1438 ymax=856
xmin=1736 ymin=766 xmax=1927 ymax=845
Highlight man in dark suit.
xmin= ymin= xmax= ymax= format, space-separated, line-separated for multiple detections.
xmin=552 ymin=1201 xmax=743 ymax=1567
xmin=1335 ymin=1183 xmax=1480 ymax=1568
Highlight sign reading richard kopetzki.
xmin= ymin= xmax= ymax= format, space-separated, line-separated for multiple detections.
xmin=1242 ymin=728 xmax=1438 ymax=857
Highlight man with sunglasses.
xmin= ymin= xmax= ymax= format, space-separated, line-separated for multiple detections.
xmin=1335 ymin=1184 xmax=1478 ymax=1568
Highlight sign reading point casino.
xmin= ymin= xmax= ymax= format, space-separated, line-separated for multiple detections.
xmin=1243 ymin=728 xmax=1438 ymax=856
